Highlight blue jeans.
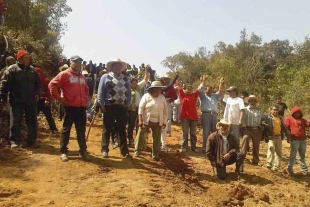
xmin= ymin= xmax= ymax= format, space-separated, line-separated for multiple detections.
xmin=288 ymin=139 xmax=308 ymax=173
xmin=201 ymin=113 xmax=217 ymax=150
xmin=181 ymin=119 xmax=197 ymax=150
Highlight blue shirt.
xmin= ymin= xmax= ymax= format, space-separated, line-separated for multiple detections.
xmin=198 ymin=84 xmax=219 ymax=113
xmin=97 ymin=72 xmax=131 ymax=107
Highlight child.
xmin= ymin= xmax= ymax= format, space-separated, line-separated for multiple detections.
xmin=0 ymin=0 xmax=7 ymax=26
xmin=284 ymin=106 xmax=310 ymax=175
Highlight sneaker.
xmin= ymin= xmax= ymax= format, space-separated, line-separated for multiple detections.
xmin=102 ymin=151 xmax=109 ymax=158
xmin=237 ymin=175 xmax=245 ymax=183
xmin=266 ymin=165 xmax=272 ymax=170
xmin=301 ymin=171 xmax=308 ymax=176
xmin=134 ymin=151 xmax=141 ymax=157
xmin=191 ymin=148 xmax=199 ymax=152
xmin=112 ymin=142 xmax=118 ymax=149
xmin=167 ymin=133 xmax=171 ymax=137
xmin=60 ymin=153 xmax=69 ymax=162
xmin=181 ymin=148 xmax=187 ymax=152
xmin=123 ymin=153 xmax=132 ymax=158
xmin=80 ymin=151 xmax=89 ymax=160
xmin=10 ymin=142 xmax=19 ymax=149
xmin=152 ymin=156 xmax=160 ymax=161
xmin=161 ymin=146 xmax=168 ymax=151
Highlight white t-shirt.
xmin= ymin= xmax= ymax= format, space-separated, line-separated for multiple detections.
xmin=149 ymin=97 xmax=160 ymax=123
xmin=223 ymin=94 xmax=245 ymax=125
xmin=222 ymin=135 xmax=228 ymax=155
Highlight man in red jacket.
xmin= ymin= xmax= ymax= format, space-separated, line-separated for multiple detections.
xmin=177 ymin=80 xmax=199 ymax=152
xmin=35 ymin=67 xmax=58 ymax=134
xmin=284 ymin=106 xmax=309 ymax=175
xmin=49 ymin=55 xmax=89 ymax=162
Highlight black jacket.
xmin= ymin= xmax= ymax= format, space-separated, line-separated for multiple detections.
xmin=261 ymin=114 xmax=290 ymax=141
xmin=0 ymin=63 xmax=41 ymax=106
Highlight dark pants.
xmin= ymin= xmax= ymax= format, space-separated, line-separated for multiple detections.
xmin=216 ymin=152 xmax=244 ymax=180
xmin=58 ymin=102 xmax=65 ymax=120
xmin=60 ymin=106 xmax=87 ymax=153
xmin=101 ymin=105 xmax=129 ymax=155
xmin=241 ymin=128 xmax=262 ymax=165
xmin=127 ymin=109 xmax=138 ymax=141
xmin=181 ymin=119 xmax=197 ymax=150
xmin=37 ymin=99 xmax=57 ymax=131
xmin=10 ymin=104 xmax=37 ymax=144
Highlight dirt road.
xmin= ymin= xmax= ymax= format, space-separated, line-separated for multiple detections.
xmin=1 ymin=118 xmax=310 ymax=207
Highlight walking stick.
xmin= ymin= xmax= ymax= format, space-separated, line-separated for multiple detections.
xmin=86 ymin=99 xmax=99 ymax=141
xmin=86 ymin=110 xmax=97 ymax=141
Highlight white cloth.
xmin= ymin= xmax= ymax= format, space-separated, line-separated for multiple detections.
xmin=149 ymin=100 xmax=160 ymax=123
xmin=139 ymin=93 xmax=168 ymax=126
xmin=223 ymin=94 xmax=245 ymax=125
xmin=222 ymin=135 xmax=228 ymax=154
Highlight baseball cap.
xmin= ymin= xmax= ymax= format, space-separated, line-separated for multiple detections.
xmin=226 ymin=86 xmax=238 ymax=92
xmin=70 ymin=55 xmax=83 ymax=61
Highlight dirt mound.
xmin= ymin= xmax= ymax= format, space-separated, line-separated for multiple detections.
xmin=160 ymin=151 xmax=190 ymax=174
xmin=0 ymin=188 xmax=22 ymax=198
xmin=229 ymin=184 xmax=254 ymax=201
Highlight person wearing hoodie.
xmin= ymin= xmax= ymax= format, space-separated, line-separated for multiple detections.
xmin=35 ymin=67 xmax=58 ymax=134
xmin=0 ymin=50 xmax=41 ymax=148
xmin=284 ymin=106 xmax=309 ymax=175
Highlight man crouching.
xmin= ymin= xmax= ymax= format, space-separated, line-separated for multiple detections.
xmin=206 ymin=119 xmax=245 ymax=180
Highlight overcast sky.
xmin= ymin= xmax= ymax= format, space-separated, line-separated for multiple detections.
xmin=60 ymin=0 xmax=310 ymax=76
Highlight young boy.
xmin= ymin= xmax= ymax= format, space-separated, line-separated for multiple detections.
xmin=284 ymin=106 xmax=309 ymax=175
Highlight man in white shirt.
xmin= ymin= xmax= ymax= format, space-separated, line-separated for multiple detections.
xmin=223 ymin=86 xmax=245 ymax=147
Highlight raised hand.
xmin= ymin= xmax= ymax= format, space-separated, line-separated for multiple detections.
xmin=220 ymin=77 xmax=224 ymax=83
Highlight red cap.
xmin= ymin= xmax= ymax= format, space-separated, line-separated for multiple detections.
xmin=16 ymin=50 xmax=28 ymax=60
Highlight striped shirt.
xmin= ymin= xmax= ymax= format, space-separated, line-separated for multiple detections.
xmin=243 ymin=106 xmax=262 ymax=127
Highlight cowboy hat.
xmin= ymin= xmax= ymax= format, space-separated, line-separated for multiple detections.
xmin=244 ymin=95 xmax=259 ymax=103
xmin=216 ymin=119 xmax=231 ymax=130
xmin=106 ymin=58 xmax=127 ymax=72
xmin=59 ymin=64 xmax=69 ymax=72
xmin=98 ymin=69 xmax=108 ymax=77
xmin=82 ymin=70 xmax=89 ymax=75
xmin=147 ymin=81 xmax=166 ymax=91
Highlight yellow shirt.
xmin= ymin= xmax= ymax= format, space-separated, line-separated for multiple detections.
xmin=272 ymin=115 xmax=281 ymax=135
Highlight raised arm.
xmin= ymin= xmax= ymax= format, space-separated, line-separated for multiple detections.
xmin=163 ymin=71 xmax=179 ymax=93
xmin=218 ymin=77 xmax=224 ymax=100
xmin=138 ymin=71 xmax=149 ymax=89
xmin=198 ymin=74 xmax=208 ymax=97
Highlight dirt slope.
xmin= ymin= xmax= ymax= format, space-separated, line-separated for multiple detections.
xmin=1 ymin=118 xmax=310 ymax=207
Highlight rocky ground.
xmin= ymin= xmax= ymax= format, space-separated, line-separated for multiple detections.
xmin=1 ymin=113 xmax=310 ymax=207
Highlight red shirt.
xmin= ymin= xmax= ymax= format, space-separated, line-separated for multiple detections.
xmin=178 ymin=89 xmax=199 ymax=121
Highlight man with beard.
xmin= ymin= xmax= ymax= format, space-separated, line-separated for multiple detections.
xmin=206 ymin=119 xmax=245 ymax=180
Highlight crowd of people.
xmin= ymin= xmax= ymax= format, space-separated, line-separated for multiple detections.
xmin=0 ymin=50 xmax=309 ymax=181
